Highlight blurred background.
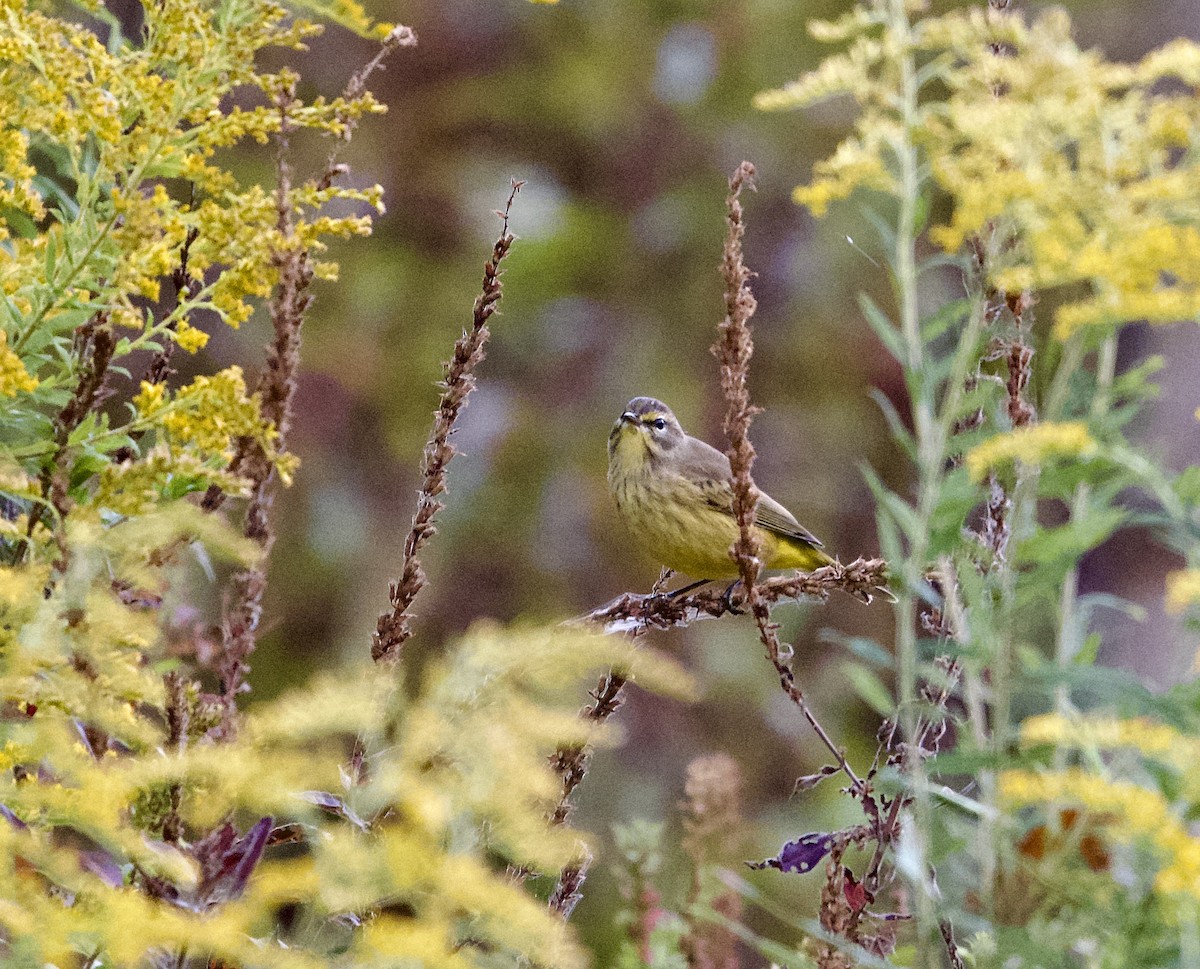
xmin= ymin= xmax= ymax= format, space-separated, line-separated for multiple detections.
xmin=118 ymin=0 xmax=1200 ymax=956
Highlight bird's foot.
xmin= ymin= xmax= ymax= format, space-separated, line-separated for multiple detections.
xmin=720 ymin=579 xmax=745 ymax=615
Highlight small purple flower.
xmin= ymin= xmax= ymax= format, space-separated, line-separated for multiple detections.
xmin=746 ymin=832 xmax=834 ymax=874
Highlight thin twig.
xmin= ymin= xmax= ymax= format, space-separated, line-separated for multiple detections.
xmin=373 ymin=180 xmax=523 ymax=663
xmin=319 ymin=26 xmax=418 ymax=191
xmin=201 ymin=28 xmax=414 ymax=517
xmin=576 ymin=560 xmax=890 ymax=634
xmin=539 ymin=571 xmax=674 ymax=912
xmin=939 ymin=919 xmax=966 ymax=969
xmin=161 ymin=671 xmax=189 ymax=843
xmin=547 ymin=846 xmax=592 ymax=920
xmin=144 ymin=222 xmax=201 ymax=387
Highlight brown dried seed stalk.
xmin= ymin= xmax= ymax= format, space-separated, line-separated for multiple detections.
xmin=712 ymin=162 xmax=865 ymax=795
xmin=215 ymin=80 xmax=310 ymax=735
xmin=373 ymin=180 xmax=523 ymax=663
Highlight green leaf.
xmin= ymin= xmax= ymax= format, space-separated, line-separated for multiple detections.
xmin=1017 ymin=508 xmax=1126 ymax=571
xmin=67 ymin=411 xmax=101 ymax=447
xmin=821 ymin=629 xmax=895 ymax=670
xmin=867 ymin=387 xmax=915 ymax=460
xmin=1078 ymin=591 xmax=1146 ymax=625
xmin=1075 ymin=631 xmax=1101 ymax=666
xmin=844 ymin=662 xmax=894 ymax=716
xmin=920 ymin=296 xmax=971 ymax=343
xmin=910 ymin=187 xmax=931 ymax=236
xmin=861 ymin=463 xmax=922 ymax=543
xmin=858 ymin=292 xmax=906 ymax=363
xmin=859 ymin=200 xmax=897 ymax=255
xmin=1175 ymin=466 xmax=1200 ymax=506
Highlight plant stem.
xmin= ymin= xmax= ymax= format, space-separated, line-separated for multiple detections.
xmin=885 ymin=1 xmax=945 ymax=961
xmin=1054 ymin=334 xmax=1118 ymax=704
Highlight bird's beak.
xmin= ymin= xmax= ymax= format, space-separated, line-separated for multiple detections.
xmin=619 ymin=411 xmax=637 ymax=426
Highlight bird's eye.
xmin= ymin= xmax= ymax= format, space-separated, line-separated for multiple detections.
xmin=651 ymin=418 xmax=667 ymax=430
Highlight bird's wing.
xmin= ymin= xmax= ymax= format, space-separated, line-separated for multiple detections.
xmin=753 ymin=491 xmax=824 ymax=547
xmin=678 ymin=437 xmax=824 ymax=547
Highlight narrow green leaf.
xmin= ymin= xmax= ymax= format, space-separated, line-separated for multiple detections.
xmin=844 ymin=662 xmax=894 ymax=716
xmin=821 ymin=629 xmax=896 ymax=669
xmin=858 ymin=291 xmax=906 ymax=363
xmin=868 ymin=387 xmax=916 ymax=460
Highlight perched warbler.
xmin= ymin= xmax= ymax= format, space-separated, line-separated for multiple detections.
xmin=607 ymin=396 xmax=832 ymax=579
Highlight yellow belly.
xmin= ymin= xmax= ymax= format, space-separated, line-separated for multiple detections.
xmin=611 ymin=472 xmax=829 ymax=579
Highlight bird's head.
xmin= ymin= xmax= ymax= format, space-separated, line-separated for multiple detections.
xmin=608 ymin=396 xmax=685 ymax=468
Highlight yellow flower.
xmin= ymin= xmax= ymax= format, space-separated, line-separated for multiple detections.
xmin=1000 ymin=767 xmax=1200 ymax=903
xmin=964 ymin=422 xmax=1097 ymax=482
xmin=173 ymin=320 xmax=209 ymax=354
xmin=1019 ymin=713 xmax=1200 ymax=775
xmin=132 ymin=380 xmax=167 ymax=418
xmin=1166 ymin=569 xmax=1200 ymax=614
xmin=0 ymin=331 xmax=37 ymax=397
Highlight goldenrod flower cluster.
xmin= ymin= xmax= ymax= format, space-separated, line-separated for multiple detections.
xmin=1165 ymin=569 xmax=1200 ymax=614
xmin=1019 ymin=713 xmax=1200 ymax=775
xmin=132 ymin=367 xmax=295 ymax=482
xmin=1000 ymin=768 xmax=1200 ymax=904
xmin=963 ymin=421 xmax=1097 ymax=482
xmin=1003 ymin=713 xmax=1200 ymax=907
xmin=0 ymin=331 xmax=37 ymax=397
xmin=759 ymin=2 xmax=1200 ymax=339
xmin=0 ymin=0 xmax=392 ymax=554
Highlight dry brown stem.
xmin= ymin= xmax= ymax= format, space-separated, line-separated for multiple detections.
xmin=579 ymin=559 xmax=889 ymax=633
xmin=318 ymin=25 xmax=417 ymax=192
xmin=711 ymin=162 xmax=866 ymax=795
xmin=17 ymin=310 xmax=116 ymax=565
xmin=215 ymin=25 xmax=416 ymax=720
xmin=373 ymin=180 xmax=523 ymax=663
xmin=547 ymin=846 xmax=592 ymax=920
xmin=201 ymin=28 xmax=414 ymax=517
xmin=540 ymin=569 xmax=673 ymax=912
xmin=161 ymin=671 xmax=189 ymax=843
xmin=817 ymin=844 xmax=855 ymax=969
xmin=215 ymin=80 xmax=310 ymax=734
xmin=145 ymin=224 xmax=201 ymax=387
xmin=714 ymin=161 xmax=764 ymax=588
xmin=540 ymin=656 xmax=634 ymax=912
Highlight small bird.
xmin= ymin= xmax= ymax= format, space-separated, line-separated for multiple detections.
xmin=607 ymin=396 xmax=832 ymax=580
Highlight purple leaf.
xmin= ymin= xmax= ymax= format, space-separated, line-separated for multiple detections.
xmin=0 ymin=804 xmax=27 ymax=830
xmin=224 ymin=816 xmax=271 ymax=899
xmin=193 ymin=817 xmax=272 ymax=906
xmin=746 ymin=832 xmax=834 ymax=874
xmin=80 ymin=849 xmax=125 ymax=888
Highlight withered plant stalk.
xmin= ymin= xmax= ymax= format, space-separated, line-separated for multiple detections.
xmin=713 ymin=162 xmax=865 ymax=795
xmin=373 ymin=179 xmax=523 ymax=663
xmin=17 ymin=309 xmax=115 ymax=565
xmin=215 ymin=30 xmax=415 ymax=731
xmin=217 ymin=79 xmax=310 ymax=733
